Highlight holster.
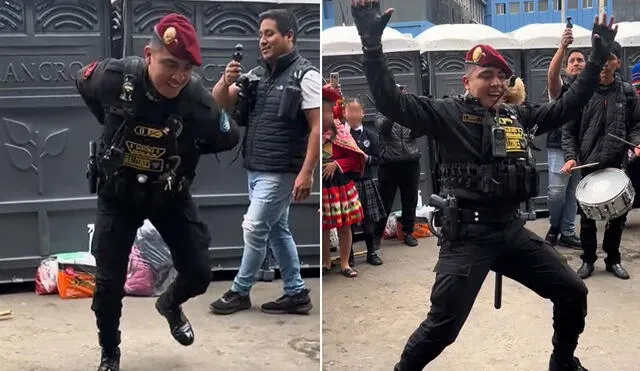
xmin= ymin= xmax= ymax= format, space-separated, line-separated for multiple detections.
xmin=435 ymin=207 xmax=460 ymax=241
xmin=430 ymin=194 xmax=460 ymax=241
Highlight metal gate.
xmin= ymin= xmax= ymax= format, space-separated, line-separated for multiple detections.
xmin=0 ymin=0 xmax=321 ymax=284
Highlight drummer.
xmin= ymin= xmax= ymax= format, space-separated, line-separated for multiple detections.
xmin=562 ymin=41 xmax=640 ymax=280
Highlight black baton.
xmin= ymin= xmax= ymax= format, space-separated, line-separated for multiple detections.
xmin=494 ymin=272 xmax=502 ymax=309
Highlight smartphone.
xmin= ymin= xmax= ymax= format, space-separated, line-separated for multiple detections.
xmin=329 ymin=72 xmax=339 ymax=88
xmin=566 ymin=16 xmax=573 ymax=29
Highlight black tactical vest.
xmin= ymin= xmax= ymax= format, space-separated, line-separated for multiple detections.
xmin=242 ymin=51 xmax=316 ymax=173
xmin=438 ymin=101 xmax=538 ymax=205
xmin=98 ymin=57 xmax=189 ymax=195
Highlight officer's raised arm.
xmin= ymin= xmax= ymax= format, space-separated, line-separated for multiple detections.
xmin=518 ymin=14 xmax=618 ymax=134
xmin=351 ymin=0 xmax=446 ymax=138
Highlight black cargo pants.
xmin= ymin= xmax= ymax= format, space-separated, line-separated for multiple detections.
xmin=394 ymin=217 xmax=588 ymax=370
xmin=90 ymin=193 xmax=211 ymax=350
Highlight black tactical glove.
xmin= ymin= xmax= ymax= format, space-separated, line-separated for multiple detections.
xmin=351 ymin=0 xmax=393 ymax=50
xmin=588 ymin=14 xmax=618 ymax=66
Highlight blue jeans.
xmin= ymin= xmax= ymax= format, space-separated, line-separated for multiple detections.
xmin=231 ymin=171 xmax=306 ymax=296
xmin=547 ymin=148 xmax=580 ymax=236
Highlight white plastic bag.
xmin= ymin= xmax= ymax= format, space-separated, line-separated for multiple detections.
xmin=329 ymin=228 xmax=339 ymax=249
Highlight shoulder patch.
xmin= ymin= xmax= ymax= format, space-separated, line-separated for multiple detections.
xmin=82 ymin=61 xmax=98 ymax=79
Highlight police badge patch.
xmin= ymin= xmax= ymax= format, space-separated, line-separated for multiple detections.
xmin=163 ymin=26 xmax=177 ymax=45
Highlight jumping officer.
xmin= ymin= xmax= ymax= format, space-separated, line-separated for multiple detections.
xmin=350 ymin=1 xmax=618 ymax=370
xmin=76 ymin=13 xmax=240 ymax=371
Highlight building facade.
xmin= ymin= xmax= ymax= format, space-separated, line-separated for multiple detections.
xmin=612 ymin=0 xmax=640 ymax=22
xmin=322 ymin=0 xmax=487 ymax=36
xmin=486 ymin=0 xmax=614 ymax=32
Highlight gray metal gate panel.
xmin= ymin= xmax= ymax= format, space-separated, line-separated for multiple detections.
xmin=0 ymin=0 xmax=320 ymax=283
xmin=0 ymin=0 xmax=111 ymax=282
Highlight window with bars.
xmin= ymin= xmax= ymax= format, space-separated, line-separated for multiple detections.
xmin=583 ymin=0 xmax=593 ymax=8
xmin=496 ymin=3 xmax=506 ymax=14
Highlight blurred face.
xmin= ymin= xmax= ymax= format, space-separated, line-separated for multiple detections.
xmin=565 ymin=51 xmax=586 ymax=76
xmin=600 ymin=54 xmax=620 ymax=84
xmin=344 ymin=101 xmax=364 ymax=124
xmin=259 ymin=19 xmax=293 ymax=63
xmin=322 ymin=101 xmax=334 ymax=131
xmin=462 ymin=66 xmax=507 ymax=110
xmin=144 ymin=45 xmax=193 ymax=99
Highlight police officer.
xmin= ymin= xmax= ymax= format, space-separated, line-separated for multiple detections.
xmin=350 ymin=1 xmax=618 ymax=370
xmin=76 ymin=13 xmax=240 ymax=371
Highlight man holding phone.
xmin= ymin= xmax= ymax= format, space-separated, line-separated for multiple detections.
xmin=209 ymin=8 xmax=321 ymax=315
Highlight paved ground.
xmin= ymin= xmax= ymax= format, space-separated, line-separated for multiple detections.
xmin=322 ymin=211 xmax=640 ymax=371
xmin=0 ymin=278 xmax=320 ymax=371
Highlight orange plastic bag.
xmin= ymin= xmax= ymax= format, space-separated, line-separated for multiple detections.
xmin=396 ymin=217 xmax=432 ymax=240
xmin=57 ymin=263 xmax=96 ymax=299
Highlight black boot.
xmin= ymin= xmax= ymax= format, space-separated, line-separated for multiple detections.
xmin=97 ymin=347 xmax=120 ymax=371
xmin=155 ymin=298 xmax=195 ymax=346
xmin=549 ymin=355 xmax=588 ymax=371
xmin=97 ymin=331 xmax=121 ymax=371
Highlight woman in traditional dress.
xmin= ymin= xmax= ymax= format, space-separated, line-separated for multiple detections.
xmin=322 ymin=84 xmax=365 ymax=278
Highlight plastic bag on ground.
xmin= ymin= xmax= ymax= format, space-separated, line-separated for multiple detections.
xmin=35 ymin=258 xmax=59 ymax=295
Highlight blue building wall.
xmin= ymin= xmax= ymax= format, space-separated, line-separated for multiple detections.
xmin=486 ymin=0 xmax=613 ymax=32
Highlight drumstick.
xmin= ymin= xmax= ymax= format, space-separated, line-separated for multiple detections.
xmin=607 ymin=133 xmax=638 ymax=149
xmin=571 ymin=162 xmax=599 ymax=170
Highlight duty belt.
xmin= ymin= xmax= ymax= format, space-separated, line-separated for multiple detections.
xmin=435 ymin=207 xmax=518 ymax=225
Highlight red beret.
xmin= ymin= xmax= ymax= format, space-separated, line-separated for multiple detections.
xmin=323 ymin=84 xmax=341 ymax=102
xmin=153 ymin=13 xmax=202 ymax=66
xmin=464 ymin=44 xmax=512 ymax=78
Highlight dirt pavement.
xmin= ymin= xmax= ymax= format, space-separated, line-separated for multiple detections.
xmin=0 ymin=279 xmax=320 ymax=371
xmin=322 ymin=212 xmax=640 ymax=371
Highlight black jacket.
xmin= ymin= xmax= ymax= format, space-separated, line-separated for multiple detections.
xmin=349 ymin=124 xmax=380 ymax=180
xmin=361 ymin=48 xmax=603 ymax=204
xmin=375 ymin=113 xmax=422 ymax=163
xmin=562 ymin=76 xmax=640 ymax=168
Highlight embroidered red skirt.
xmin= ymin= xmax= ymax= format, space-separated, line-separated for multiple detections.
xmin=322 ymin=173 xmax=363 ymax=230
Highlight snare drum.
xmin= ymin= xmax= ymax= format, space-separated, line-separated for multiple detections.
xmin=575 ymin=167 xmax=636 ymax=220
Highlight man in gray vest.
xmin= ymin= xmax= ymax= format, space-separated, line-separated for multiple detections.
xmin=209 ymin=9 xmax=320 ymax=315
